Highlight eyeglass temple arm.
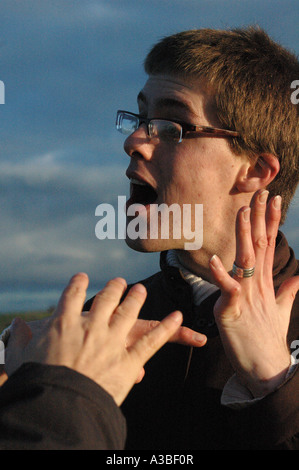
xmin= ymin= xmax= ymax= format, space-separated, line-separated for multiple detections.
xmin=193 ymin=125 xmax=239 ymax=137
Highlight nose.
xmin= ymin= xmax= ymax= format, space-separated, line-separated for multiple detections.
xmin=123 ymin=124 xmax=155 ymax=160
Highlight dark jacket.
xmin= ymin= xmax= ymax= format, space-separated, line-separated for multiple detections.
xmin=2 ymin=232 xmax=295 ymax=450
xmin=0 ymin=362 xmax=126 ymax=450
xmin=86 ymin=231 xmax=299 ymax=450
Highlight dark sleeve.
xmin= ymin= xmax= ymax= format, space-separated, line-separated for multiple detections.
xmin=0 ymin=362 xmax=127 ymax=450
xmin=224 ymin=364 xmax=299 ymax=450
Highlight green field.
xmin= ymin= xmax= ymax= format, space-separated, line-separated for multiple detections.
xmin=0 ymin=311 xmax=53 ymax=334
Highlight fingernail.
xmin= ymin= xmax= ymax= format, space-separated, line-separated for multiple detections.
xmin=273 ymin=195 xmax=281 ymax=210
xmin=242 ymin=207 xmax=251 ymax=222
xmin=170 ymin=311 xmax=183 ymax=323
xmin=132 ymin=283 xmax=146 ymax=294
xmin=258 ymin=190 xmax=269 ymax=204
xmin=71 ymin=272 xmax=88 ymax=282
xmin=193 ymin=332 xmax=206 ymax=344
xmin=210 ymin=254 xmax=221 ymax=269
xmin=112 ymin=277 xmax=127 ymax=288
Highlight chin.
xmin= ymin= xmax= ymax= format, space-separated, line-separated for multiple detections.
xmin=125 ymin=235 xmax=183 ymax=253
xmin=125 ymin=237 xmax=161 ymax=253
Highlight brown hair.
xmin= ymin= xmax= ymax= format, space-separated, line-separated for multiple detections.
xmin=144 ymin=26 xmax=299 ymax=223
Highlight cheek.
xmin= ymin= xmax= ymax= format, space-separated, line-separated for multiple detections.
xmin=158 ymin=141 xmax=236 ymax=203
xmin=171 ymin=146 xmax=207 ymax=193
xmin=184 ymin=142 xmax=239 ymax=188
xmin=167 ymin=165 xmax=202 ymax=204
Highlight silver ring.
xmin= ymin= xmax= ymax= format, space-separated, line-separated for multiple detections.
xmin=232 ymin=263 xmax=255 ymax=278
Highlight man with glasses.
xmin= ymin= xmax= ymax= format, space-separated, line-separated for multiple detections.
xmin=85 ymin=26 xmax=299 ymax=450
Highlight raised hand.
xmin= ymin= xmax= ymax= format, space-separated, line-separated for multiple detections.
xmin=4 ymin=273 xmax=206 ymax=405
xmin=209 ymin=190 xmax=299 ymax=397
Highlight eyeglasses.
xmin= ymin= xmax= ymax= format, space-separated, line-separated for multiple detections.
xmin=116 ymin=110 xmax=239 ymax=144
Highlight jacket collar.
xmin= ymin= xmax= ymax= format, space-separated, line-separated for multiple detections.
xmin=160 ymin=230 xmax=298 ymax=292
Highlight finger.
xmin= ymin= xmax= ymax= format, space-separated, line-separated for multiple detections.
xmin=250 ymin=190 xmax=269 ymax=274
xmin=129 ymin=310 xmax=183 ymax=367
xmin=53 ymin=273 xmax=89 ymax=322
xmin=173 ymin=325 xmax=207 ymax=346
xmin=7 ymin=317 xmax=32 ymax=350
xmin=88 ymin=277 xmax=127 ymax=323
xmin=234 ymin=206 xmax=255 ymax=283
xmin=264 ymin=195 xmax=281 ymax=281
xmin=209 ymin=254 xmax=241 ymax=319
xmin=0 ymin=369 xmax=8 ymax=386
xmin=5 ymin=318 xmax=32 ymax=376
xmin=109 ymin=283 xmax=147 ymax=336
xmin=126 ymin=319 xmax=207 ymax=347
xmin=135 ymin=368 xmax=145 ymax=383
xmin=276 ymin=275 xmax=299 ymax=314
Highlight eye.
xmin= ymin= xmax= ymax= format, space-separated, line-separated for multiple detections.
xmin=154 ymin=120 xmax=182 ymax=142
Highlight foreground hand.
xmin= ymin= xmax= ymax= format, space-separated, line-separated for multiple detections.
xmin=4 ymin=274 xmax=206 ymax=405
xmin=209 ymin=190 xmax=299 ymax=397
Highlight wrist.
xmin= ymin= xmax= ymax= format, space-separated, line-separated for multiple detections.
xmin=239 ymin=359 xmax=292 ymax=398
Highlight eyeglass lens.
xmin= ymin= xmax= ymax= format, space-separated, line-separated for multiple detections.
xmin=117 ymin=112 xmax=182 ymax=142
xmin=117 ymin=113 xmax=138 ymax=134
xmin=150 ymin=121 xmax=182 ymax=142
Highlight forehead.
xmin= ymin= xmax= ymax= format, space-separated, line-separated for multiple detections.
xmin=138 ymin=75 xmax=207 ymax=117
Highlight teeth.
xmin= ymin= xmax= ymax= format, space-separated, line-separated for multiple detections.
xmin=130 ymin=178 xmax=148 ymax=186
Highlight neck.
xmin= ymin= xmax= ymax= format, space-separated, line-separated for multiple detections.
xmin=176 ymin=238 xmax=236 ymax=283
xmin=176 ymin=195 xmax=250 ymax=281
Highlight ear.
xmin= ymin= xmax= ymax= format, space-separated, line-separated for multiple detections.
xmin=235 ymin=153 xmax=280 ymax=193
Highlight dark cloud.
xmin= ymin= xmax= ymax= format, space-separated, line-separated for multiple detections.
xmin=0 ymin=0 xmax=298 ymax=311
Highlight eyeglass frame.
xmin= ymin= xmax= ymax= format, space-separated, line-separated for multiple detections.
xmin=116 ymin=110 xmax=239 ymax=143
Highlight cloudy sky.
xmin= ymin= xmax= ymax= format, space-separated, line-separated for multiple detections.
xmin=0 ymin=0 xmax=298 ymax=312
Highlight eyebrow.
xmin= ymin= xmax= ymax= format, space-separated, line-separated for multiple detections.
xmin=137 ymin=91 xmax=196 ymax=117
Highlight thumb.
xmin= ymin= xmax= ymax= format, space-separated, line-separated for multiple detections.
xmin=276 ymin=275 xmax=299 ymax=312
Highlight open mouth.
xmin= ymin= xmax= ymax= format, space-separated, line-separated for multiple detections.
xmin=127 ymin=178 xmax=158 ymax=207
